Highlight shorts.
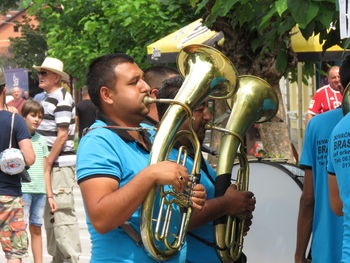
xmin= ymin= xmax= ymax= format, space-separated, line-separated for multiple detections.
xmin=22 ymin=193 xmax=46 ymax=227
xmin=0 ymin=195 xmax=28 ymax=259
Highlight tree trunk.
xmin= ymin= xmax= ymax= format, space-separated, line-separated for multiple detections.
xmin=258 ymin=84 xmax=294 ymax=161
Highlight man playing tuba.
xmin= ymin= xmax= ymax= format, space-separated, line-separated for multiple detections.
xmin=156 ymin=76 xmax=256 ymax=263
xmin=76 ymin=53 xmax=206 ymax=263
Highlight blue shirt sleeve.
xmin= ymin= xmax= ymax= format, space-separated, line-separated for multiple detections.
xmin=300 ymin=119 xmax=314 ymax=168
xmin=77 ymin=128 xmax=123 ymax=182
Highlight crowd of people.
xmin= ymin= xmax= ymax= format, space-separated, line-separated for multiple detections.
xmin=1 ymin=51 xmax=350 ymax=263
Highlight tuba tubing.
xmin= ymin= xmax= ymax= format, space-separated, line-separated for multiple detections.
xmin=209 ymin=75 xmax=279 ymax=262
xmin=140 ymin=44 xmax=238 ymax=261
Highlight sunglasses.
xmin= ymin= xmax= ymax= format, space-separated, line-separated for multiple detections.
xmin=38 ymin=71 xmax=48 ymax=76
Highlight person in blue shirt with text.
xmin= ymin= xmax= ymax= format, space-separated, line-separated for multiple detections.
xmin=295 ymin=58 xmax=350 ymax=263
xmin=328 ymin=55 xmax=350 ymax=263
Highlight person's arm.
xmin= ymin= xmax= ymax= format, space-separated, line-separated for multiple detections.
xmin=80 ymin=160 xmax=199 ymax=234
xmin=46 ymin=126 xmax=68 ymax=166
xmin=306 ymin=92 xmax=321 ymax=125
xmin=328 ymin=173 xmax=343 ymax=216
xmin=189 ymin=184 xmax=255 ymax=229
xmin=18 ymin=138 xmax=35 ymax=166
xmin=295 ymin=168 xmax=314 ymax=263
xmin=305 ymin=113 xmax=315 ymax=125
xmin=44 ymin=157 xmax=57 ymax=212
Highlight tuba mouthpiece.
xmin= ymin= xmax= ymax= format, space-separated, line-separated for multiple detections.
xmin=143 ymin=96 xmax=156 ymax=106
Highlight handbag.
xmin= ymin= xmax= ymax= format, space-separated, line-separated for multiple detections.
xmin=0 ymin=113 xmax=27 ymax=178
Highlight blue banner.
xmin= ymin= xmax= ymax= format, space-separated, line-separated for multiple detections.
xmin=4 ymin=68 xmax=29 ymax=91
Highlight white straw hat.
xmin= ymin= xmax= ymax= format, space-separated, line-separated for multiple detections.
xmin=33 ymin=57 xmax=70 ymax=81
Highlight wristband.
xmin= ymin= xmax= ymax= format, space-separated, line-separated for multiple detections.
xmin=47 ymin=196 xmax=53 ymax=199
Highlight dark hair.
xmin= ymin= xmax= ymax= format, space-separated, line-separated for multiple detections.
xmin=22 ymin=100 xmax=44 ymax=118
xmin=0 ymin=84 xmax=4 ymax=94
xmin=340 ymin=55 xmax=350 ymax=88
xmin=144 ymin=66 xmax=179 ymax=91
xmin=157 ymin=76 xmax=184 ymax=119
xmin=86 ymin=53 xmax=135 ymax=110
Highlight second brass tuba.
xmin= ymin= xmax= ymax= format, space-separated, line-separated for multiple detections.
xmin=207 ymin=75 xmax=279 ymax=262
xmin=140 ymin=44 xmax=237 ymax=261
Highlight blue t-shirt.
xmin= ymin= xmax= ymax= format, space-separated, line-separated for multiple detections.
xmin=0 ymin=111 xmax=31 ymax=196
xmin=185 ymin=157 xmax=218 ymax=263
xmin=77 ymin=119 xmax=186 ymax=263
xmin=300 ymin=108 xmax=343 ymax=263
xmin=328 ymin=111 xmax=350 ymax=262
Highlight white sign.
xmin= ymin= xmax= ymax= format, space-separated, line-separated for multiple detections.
xmin=340 ymin=0 xmax=350 ymax=39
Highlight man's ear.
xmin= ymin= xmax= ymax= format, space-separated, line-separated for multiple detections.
xmin=100 ymin=86 xmax=114 ymax=105
xmin=150 ymin=88 xmax=158 ymax=98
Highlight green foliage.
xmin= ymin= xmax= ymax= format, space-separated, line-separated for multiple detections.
xmin=0 ymin=0 xmax=20 ymax=13
xmin=197 ymin=0 xmax=343 ymax=82
xmin=8 ymin=19 xmax=48 ymax=69
xmin=23 ymin=0 xmax=199 ymax=86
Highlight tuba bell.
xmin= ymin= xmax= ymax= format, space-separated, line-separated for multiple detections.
xmin=140 ymin=44 xmax=238 ymax=261
xmin=206 ymin=75 xmax=279 ymax=262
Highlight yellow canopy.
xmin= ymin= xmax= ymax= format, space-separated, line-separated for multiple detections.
xmin=147 ymin=21 xmax=350 ymax=63
xmin=147 ymin=19 xmax=223 ymax=63
xmin=290 ymin=26 xmax=350 ymax=61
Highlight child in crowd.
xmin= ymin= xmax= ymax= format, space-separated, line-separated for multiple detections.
xmin=21 ymin=100 xmax=57 ymax=263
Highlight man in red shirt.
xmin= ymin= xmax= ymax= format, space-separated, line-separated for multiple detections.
xmin=306 ymin=66 xmax=342 ymax=123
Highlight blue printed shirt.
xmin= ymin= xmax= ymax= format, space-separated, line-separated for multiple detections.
xmin=300 ymin=108 xmax=343 ymax=263
xmin=328 ymin=110 xmax=350 ymax=263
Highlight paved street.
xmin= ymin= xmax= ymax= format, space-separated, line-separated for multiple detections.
xmin=1 ymin=185 xmax=91 ymax=263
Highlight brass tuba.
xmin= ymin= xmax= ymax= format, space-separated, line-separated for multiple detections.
xmin=140 ymin=44 xmax=238 ymax=261
xmin=207 ymin=75 xmax=279 ymax=262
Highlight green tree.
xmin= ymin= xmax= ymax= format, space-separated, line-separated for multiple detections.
xmin=0 ymin=0 xmax=21 ymax=12
xmin=194 ymin=0 xmax=344 ymax=161
xmin=8 ymin=18 xmax=48 ymax=69
xmin=23 ymin=0 xmax=200 ymax=84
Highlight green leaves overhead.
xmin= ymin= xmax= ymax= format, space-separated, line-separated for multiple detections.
xmin=205 ymin=0 xmax=239 ymax=24
xmin=19 ymin=0 xmax=199 ymax=86
xmin=288 ymin=0 xmax=319 ymax=29
xmin=198 ymin=0 xmax=341 ymax=79
xmin=275 ymin=0 xmax=287 ymax=16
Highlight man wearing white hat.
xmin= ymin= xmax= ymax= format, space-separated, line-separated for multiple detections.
xmin=34 ymin=57 xmax=81 ymax=263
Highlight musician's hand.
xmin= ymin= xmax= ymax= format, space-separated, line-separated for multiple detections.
xmin=146 ymin=161 xmax=189 ymax=192
xmin=243 ymin=212 xmax=253 ymax=236
xmin=190 ymin=184 xmax=206 ymax=210
xmin=223 ymin=184 xmax=256 ymax=215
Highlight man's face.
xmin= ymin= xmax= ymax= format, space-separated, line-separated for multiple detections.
xmin=110 ymin=62 xmax=151 ymax=123
xmin=38 ymin=70 xmax=60 ymax=91
xmin=181 ymin=101 xmax=212 ymax=144
xmin=328 ymin=67 xmax=341 ymax=90
xmin=11 ymin=87 xmax=22 ymax=100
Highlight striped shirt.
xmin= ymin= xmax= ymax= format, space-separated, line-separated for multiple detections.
xmin=22 ymin=132 xmax=49 ymax=193
xmin=37 ymin=87 xmax=76 ymax=167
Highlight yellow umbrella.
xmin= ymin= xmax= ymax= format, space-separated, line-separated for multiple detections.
xmin=147 ymin=19 xmax=224 ymax=63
